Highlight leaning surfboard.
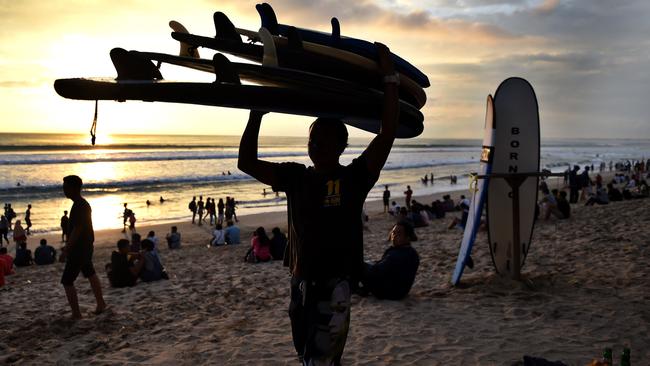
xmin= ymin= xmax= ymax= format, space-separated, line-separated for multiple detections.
xmin=486 ymin=77 xmax=540 ymax=276
xmin=451 ymin=95 xmax=495 ymax=286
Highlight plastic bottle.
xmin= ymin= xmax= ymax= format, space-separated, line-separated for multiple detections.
xmin=602 ymin=347 xmax=613 ymax=366
xmin=620 ymin=347 xmax=631 ymax=366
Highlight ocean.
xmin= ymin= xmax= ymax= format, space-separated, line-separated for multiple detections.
xmin=1 ymin=133 xmax=649 ymax=234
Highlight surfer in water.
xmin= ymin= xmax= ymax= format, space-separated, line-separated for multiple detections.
xmin=238 ymin=43 xmax=399 ymax=365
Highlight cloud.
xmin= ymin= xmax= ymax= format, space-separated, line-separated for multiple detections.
xmin=533 ymin=0 xmax=560 ymax=15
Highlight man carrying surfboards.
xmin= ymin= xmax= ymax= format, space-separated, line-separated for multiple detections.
xmin=238 ymin=43 xmax=399 ymax=365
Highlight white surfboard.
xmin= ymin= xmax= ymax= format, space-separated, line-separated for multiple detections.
xmin=487 ymin=77 xmax=540 ymax=277
xmin=451 ymin=95 xmax=495 ymax=285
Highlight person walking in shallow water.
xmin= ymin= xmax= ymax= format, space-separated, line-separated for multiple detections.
xmin=238 ymin=42 xmax=398 ymax=365
xmin=25 ymin=204 xmax=32 ymax=235
xmin=188 ymin=196 xmax=197 ymax=224
xmin=60 ymin=175 xmax=106 ymax=319
xmin=382 ymin=185 xmax=391 ymax=213
xmin=60 ymin=210 xmax=69 ymax=243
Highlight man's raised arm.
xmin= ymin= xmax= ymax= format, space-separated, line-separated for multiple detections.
xmin=363 ymin=43 xmax=400 ymax=177
xmin=238 ymin=111 xmax=280 ymax=187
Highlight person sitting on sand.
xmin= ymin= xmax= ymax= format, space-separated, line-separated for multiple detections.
xmin=556 ymin=191 xmax=571 ymax=219
xmin=0 ymin=247 xmax=14 ymax=287
xmin=245 ymin=227 xmax=272 ymax=263
xmin=388 ymin=201 xmax=399 ymax=216
xmin=14 ymin=242 xmax=33 ymax=267
xmin=166 ymin=226 xmax=181 ymax=250
xmin=270 ymin=227 xmax=287 ymax=260
xmin=360 ymin=221 xmax=420 ymax=300
xmin=441 ymin=195 xmax=455 ymax=212
xmin=210 ymin=223 xmax=226 ymax=246
xmin=34 ymin=239 xmax=57 ymax=265
xmin=607 ymin=183 xmax=623 ymax=202
xmin=107 ymin=239 xmax=143 ymax=288
xmin=585 ymin=182 xmax=609 ymax=206
xmin=538 ymin=187 xmax=562 ymax=219
xmin=146 ymin=231 xmax=159 ymax=251
xmin=224 ymin=220 xmax=240 ymax=245
xmin=130 ymin=233 xmax=142 ymax=253
xmin=13 ymin=220 xmax=27 ymax=246
xmin=0 ymin=247 xmax=15 ymax=275
xmin=0 ymin=215 xmax=8 ymax=247
xmin=139 ymin=239 xmax=167 ymax=282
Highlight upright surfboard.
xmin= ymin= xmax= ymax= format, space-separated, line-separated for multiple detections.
xmin=487 ymin=78 xmax=540 ymax=277
xmin=451 ymin=95 xmax=495 ymax=286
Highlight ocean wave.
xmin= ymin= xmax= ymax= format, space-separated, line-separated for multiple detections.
xmin=0 ymin=150 xmax=310 ymax=165
xmin=0 ymin=174 xmax=256 ymax=195
xmin=382 ymin=158 xmax=476 ymax=170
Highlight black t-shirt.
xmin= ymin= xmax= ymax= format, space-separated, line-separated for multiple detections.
xmin=68 ymin=198 xmax=94 ymax=249
xmin=34 ymin=245 xmax=56 ymax=265
xmin=557 ymin=198 xmax=571 ymax=219
xmin=365 ymin=245 xmax=420 ymax=300
xmin=60 ymin=215 xmax=69 ymax=229
xmin=110 ymin=251 xmax=135 ymax=287
xmin=383 ymin=190 xmax=390 ymax=201
xmin=272 ymin=156 xmax=377 ymax=280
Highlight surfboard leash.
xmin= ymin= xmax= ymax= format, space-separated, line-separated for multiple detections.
xmin=90 ymin=100 xmax=98 ymax=146
xmin=469 ymin=173 xmax=479 ymax=193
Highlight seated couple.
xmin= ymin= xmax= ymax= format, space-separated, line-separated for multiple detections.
xmin=210 ymin=220 xmax=241 ymax=246
xmin=107 ymin=239 xmax=168 ymax=288
xmin=358 ymin=221 xmax=420 ymax=300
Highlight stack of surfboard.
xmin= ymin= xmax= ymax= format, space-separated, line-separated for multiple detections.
xmin=53 ymin=3 xmax=428 ymax=138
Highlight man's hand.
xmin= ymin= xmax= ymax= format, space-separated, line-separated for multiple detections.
xmin=375 ymin=42 xmax=396 ymax=76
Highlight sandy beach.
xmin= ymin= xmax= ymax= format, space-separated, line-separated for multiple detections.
xmin=1 ymin=182 xmax=648 ymax=365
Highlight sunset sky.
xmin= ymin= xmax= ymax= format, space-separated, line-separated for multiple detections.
xmin=0 ymin=0 xmax=648 ymax=139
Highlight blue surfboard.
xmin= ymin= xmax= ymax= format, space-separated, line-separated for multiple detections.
xmin=255 ymin=3 xmax=430 ymax=88
xmin=451 ymin=95 xmax=495 ymax=286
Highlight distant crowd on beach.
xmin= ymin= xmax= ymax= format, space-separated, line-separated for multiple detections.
xmin=187 ymin=195 xmax=238 ymax=226
xmin=2 ymin=157 xmax=648 ymax=331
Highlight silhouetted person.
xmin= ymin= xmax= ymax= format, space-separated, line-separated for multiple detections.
xmin=60 ymin=175 xmax=106 ymax=319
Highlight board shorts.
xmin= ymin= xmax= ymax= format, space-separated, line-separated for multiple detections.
xmin=25 ymin=218 xmax=32 ymax=227
xmin=289 ymin=276 xmax=351 ymax=365
xmin=61 ymin=245 xmax=96 ymax=286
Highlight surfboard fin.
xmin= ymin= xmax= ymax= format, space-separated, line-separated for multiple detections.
xmin=256 ymin=3 xmax=279 ymax=35
xmin=213 ymin=12 xmax=242 ymax=43
xmin=110 ymin=48 xmax=163 ymax=81
xmin=258 ymin=28 xmax=279 ymax=67
xmin=212 ymin=54 xmax=241 ymax=85
xmin=169 ymin=21 xmax=200 ymax=58
xmin=331 ymin=18 xmax=341 ymax=42
xmin=286 ymin=26 xmax=303 ymax=50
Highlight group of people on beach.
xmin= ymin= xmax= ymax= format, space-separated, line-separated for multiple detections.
xmin=242 ymin=226 xmax=287 ymax=263
xmin=1 ymin=203 xmax=34 ymax=248
xmin=106 ymin=234 xmax=168 ymax=288
xmin=541 ymin=163 xmax=650 ymax=221
xmin=188 ymin=195 xmax=238 ymax=226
